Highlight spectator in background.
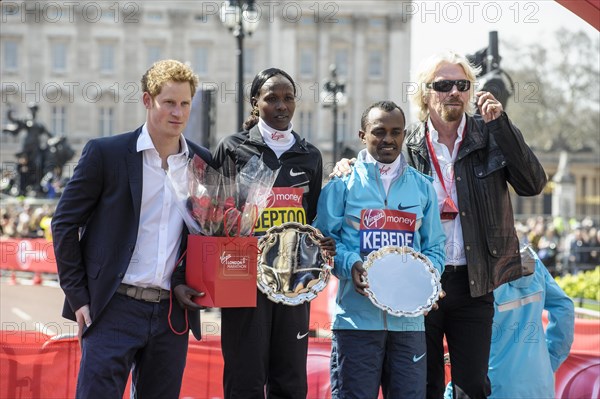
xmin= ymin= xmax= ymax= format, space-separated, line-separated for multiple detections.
xmin=28 ymin=207 xmax=46 ymax=238
xmin=537 ymin=225 xmax=560 ymax=274
xmin=588 ymin=228 xmax=600 ymax=265
xmin=488 ymin=248 xmax=574 ymax=398
xmin=567 ymin=227 xmax=589 ymax=273
xmin=0 ymin=209 xmax=12 ymax=237
xmin=444 ymin=249 xmax=574 ymax=399
xmin=527 ymin=219 xmax=545 ymax=251
xmin=16 ymin=204 xmax=32 ymax=237
xmin=39 ymin=208 xmax=53 ymax=242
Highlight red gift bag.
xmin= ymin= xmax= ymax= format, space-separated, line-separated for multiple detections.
xmin=186 ymin=235 xmax=258 ymax=308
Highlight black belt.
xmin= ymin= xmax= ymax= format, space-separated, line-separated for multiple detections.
xmin=444 ymin=265 xmax=468 ymax=273
xmin=116 ymin=283 xmax=170 ymax=303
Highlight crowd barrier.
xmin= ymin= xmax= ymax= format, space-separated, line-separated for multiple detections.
xmin=1 ymin=239 xmax=598 ymax=398
xmin=0 ymin=239 xmax=56 ymax=274
xmin=1 ymin=319 xmax=598 ymax=399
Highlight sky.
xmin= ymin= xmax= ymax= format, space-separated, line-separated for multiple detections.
xmin=409 ymin=0 xmax=599 ymax=75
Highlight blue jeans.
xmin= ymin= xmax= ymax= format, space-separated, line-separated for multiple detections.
xmin=76 ymin=293 xmax=189 ymax=399
xmin=330 ymin=329 xmax=426 ymax=399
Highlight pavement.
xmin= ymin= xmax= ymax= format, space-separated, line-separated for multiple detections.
xmin=0 ymin=272 xmax=224 ymax=337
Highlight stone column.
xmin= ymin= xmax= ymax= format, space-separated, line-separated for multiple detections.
xmin=552 ymin=151 xmax=576 ymax=218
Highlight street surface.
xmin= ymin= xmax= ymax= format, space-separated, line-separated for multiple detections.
xmin=0 ymin=276 xmax=222 ymax=339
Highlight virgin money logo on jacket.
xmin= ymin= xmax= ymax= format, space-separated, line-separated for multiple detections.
xmin=359 ymin=209 xmax=417 ymax=255
xmin=362 ymin=209 xmax=387 ymax=229
xmin=256 ymin=187 xmax=306 ymax=233
xmin=266 ymin=187 xmax=304 ymax=208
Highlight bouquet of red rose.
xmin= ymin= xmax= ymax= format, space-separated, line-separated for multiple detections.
xmin=167 ymin=155 xmax=279 ymax=308
xmin=168 ymin=154 xmax=279 ymax=237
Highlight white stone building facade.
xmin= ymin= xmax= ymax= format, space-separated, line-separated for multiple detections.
xmin=1 ymin=1 xmax=413 ymax=171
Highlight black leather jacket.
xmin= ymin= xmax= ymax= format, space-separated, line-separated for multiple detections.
xmin=404 ymin=113 xmax=547 ymax=297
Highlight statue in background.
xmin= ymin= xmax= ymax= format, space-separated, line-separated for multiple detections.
xmin=2 ymin=103 xmax=74 ymax=197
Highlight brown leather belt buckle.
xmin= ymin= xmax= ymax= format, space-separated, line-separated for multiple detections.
xmin=119 ymin=284 xmax=167 ymax=303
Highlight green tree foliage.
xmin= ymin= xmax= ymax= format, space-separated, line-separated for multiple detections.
xmin=555 ymin=267 xmax=600 ymax=302
xmin=501 ymin=29 xmax=600 ymax=152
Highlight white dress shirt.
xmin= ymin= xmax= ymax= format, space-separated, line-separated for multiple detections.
xmin=122 ymin=124 xmax=189 ymax=290
xmin=427 ymin=115 xmax=467 ymax=266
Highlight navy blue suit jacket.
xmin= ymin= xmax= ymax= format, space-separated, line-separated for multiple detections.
xmin=52 ymin=127 xmax=210 ymax=340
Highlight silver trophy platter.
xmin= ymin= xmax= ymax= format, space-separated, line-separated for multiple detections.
xmin=363 ymin=245 xmax=442 ymax=317
xmin=257 ymin=222 xmax=332 ymax=306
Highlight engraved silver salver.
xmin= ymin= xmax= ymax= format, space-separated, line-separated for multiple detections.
xmin=257 ymin=222 xmax=333 ymax=306
xmin=520 ymin=244 xmax=537 ymax=276
xmin=363 ymin=246 xmax=442 ymax=317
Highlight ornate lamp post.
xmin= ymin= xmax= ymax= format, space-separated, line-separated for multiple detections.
xmin=321 ymin=64 xmax=347 ymax=163
xmin=220 ymin=1 xmax=259 ymax=130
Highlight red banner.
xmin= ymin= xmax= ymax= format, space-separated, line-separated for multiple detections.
xmin=0 ymin=239 xmax=57 ymax=274
xmin=0 ymin=329 xmax=598 ymax=399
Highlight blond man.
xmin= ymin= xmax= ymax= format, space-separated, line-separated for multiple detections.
xmin=52 ymin=60 xmax=211 ymax=398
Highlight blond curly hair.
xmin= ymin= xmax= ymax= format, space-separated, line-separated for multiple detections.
xmin=141 ymin=59 xmax=199 ymax=98
xmin=411 ymin=51 xmax=481 ymax=122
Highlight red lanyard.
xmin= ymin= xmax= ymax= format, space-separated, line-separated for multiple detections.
xmin=424 ymin=122 xmax=466 ymax=196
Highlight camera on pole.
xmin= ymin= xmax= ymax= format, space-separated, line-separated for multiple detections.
xmin=467 ymin=31 xmax=514 ymax=109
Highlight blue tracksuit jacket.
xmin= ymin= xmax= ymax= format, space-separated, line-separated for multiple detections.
xmin=314 ymin=150 xmax=445 ymax=331
xmin=488 ymin=255 xmax=574 ymax=398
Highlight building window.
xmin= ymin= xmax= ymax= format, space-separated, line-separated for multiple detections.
xmin=51 ymin=42 xmax=67 ymax=73
xmin=193 ymin=46 xmax=209 ymax=76
xmin=99 ymin=43 xmax=115 ymax=74
xmin=298 ymin=110 xmax=313 ymax=140
xmin=99 ymin=107 xmax=114 ymax=137
xmin=334 ymin=49 xmax=349 ymax=77
xmin=300 ymin=17 xmax=313 ymax=25
xmin=3 ymin=40 xmax=18 ymax=71
xmin=51 ymin=105 xmax=67 ymax=136
xmin=368 ymin=50 xmax=383 ymax=78
xmin=2 ymin=3 xmax=20 ymax=19
xmin=101 ymin=9 xmax=116 ymax=21
xmin=300 ymin=49 xmax=314 ymax=77
xmin=147 ymin=45 xmax=162 ymax=66
xmin=369 ymin=18 xmax=385 ymax=28
xmin=243 ymin=47 xmax=255 ymax=76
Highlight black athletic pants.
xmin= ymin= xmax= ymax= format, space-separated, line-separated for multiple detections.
xmin=221 ymin=290 xmax=310 ymax=399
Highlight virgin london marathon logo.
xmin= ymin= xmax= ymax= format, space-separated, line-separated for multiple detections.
xmin=220 ymin=253 xmax=249 ymax=273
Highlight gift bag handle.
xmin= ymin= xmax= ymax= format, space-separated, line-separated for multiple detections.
xmin=224 ymin=207 xmax=242 ymax=238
